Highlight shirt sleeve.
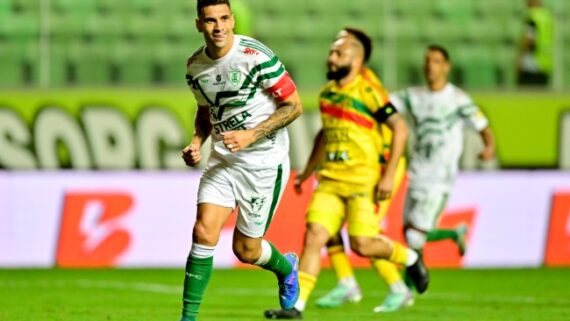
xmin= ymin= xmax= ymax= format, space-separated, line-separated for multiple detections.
xmin=389 ymin=89 xmax=409 ymax=114
xmin=458 ymin=92 xmax=488 ymax=131
xmin=250 ymin=43 xmax=297 ymax=101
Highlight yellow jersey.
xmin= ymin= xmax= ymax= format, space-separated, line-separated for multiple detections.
xmin=317 ymin=68 xmax=395 ymax=186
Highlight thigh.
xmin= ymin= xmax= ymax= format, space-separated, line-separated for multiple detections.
xmin=346 ymin=189 xmax=380 ymax=237
xmin=198 ymin=161 xmax=236 ymax=209
xmin=403 ymin=188 xmax=448 ymax=231
xmin=232 ymin=160 xmax=291 ymax=238
xmin=306 ymin=182 xmax=346 ymax=237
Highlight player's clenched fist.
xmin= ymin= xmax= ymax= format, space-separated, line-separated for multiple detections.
xmin=182 ymin=144 xmax=201 ymax=167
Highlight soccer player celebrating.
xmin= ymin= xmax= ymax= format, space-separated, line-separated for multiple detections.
xmin=317 ymin=44 xmax=495 ymax=313
xmin=264 ymin=29 xmax=429 ymax=320
xmin=179 ymin=1 xmax=303 ymax=320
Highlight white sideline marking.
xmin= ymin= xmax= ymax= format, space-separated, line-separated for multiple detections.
xmin=2 ymin=280 xmax=569 ymax=306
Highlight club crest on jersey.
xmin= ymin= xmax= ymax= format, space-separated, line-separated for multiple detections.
xmin=229 ymin=70 xmax=241 ymax=87
xmin=249 ymin=196 xmax=266 ymax=214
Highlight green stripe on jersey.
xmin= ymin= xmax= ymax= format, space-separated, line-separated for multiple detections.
xmin=241 ymin=56 xmax=280 ymax=90
xmin=264 ymin=164 xmax=283 ymax=234
xmin=320 ymin=91 xmax=373 ymax=118
xmin=256 ymin=65 xmax=285 ymax=84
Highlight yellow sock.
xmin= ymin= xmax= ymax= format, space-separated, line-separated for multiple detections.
xmin=389 ymin=241 xmax=409 ymax=266
xmin=373 ymin=259 xmax=402 ymax=286
xmin=298 ymin=271 xmax=317 ymax=304
xmin=328 ymin=245 xmax=354 ymax=281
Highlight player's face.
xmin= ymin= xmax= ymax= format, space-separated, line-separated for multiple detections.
xmin=196 ymin=4 xmax=235 ymax=51
xmin=424 ymin=50 xmax=450 ymax=84
xmin=326 ymin=39 xmax=353 ymax=80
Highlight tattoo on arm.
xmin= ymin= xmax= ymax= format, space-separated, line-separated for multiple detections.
xmin=252 ymin=100 xmax=301 ymax=140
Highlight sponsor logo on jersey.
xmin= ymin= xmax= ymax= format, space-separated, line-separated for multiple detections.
xmin=213 ymin=74 xmax=226 ymax=86
xmin=243 ymin=48 xmax=259 ymax=56
xmin=229 ymin=70 xmax=241 ymax=87
xmin=212 ymin=111 xmax=252 ymax=134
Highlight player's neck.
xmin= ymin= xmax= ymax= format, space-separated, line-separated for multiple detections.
xmin=205 ymin=35 xmax=235 ymax=60
xmin=428 ymin=79 xmax=448 ymax=92
xmin=337 ymin=69 xmax=360 ymax=87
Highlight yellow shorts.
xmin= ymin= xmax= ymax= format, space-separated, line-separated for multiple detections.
xmin=307 ymin=158 xmax=406 ymax=237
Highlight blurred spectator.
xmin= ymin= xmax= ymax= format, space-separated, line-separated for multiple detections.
xmin=516 ymin=0 xmax=554 ymax=86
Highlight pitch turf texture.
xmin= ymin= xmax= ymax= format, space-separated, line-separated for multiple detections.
xmin=1 ymin=268 xmax=569 ymax=321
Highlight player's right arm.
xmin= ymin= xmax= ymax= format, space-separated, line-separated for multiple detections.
xmin=182 ymin=105 xmax=212 ymax=167
xmin=295 ymin=129 xmax=325 ymax=193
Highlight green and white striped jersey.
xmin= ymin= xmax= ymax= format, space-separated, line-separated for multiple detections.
xmin=186 ymin=35 xmax=290 ymax=169
xmin=392 ymin=83 xmax=488 ymax=192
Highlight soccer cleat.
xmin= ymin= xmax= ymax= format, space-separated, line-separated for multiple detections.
xmin=278 ymin=253 xmax=300 ymax=310
xmin=455 ymin=223 xmax=468 ymax=256
xmin=405 ymin=253 xmax=429 ymax=294
xmin=315 ymin=284 xmax=362 ymax=308
xmin=372 ymin=291 xmax=414 ymax=313
xmin=264 ymin=308 xmax=303 ymax=319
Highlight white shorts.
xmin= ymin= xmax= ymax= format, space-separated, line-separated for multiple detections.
xmin=197 ymin=158 xmax=290 ymax=238
xmin=403 ymin=187 xmax=449 ymax=232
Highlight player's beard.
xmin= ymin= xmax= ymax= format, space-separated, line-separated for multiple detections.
xmin=326 ymin=65 xmax=351 ymax=81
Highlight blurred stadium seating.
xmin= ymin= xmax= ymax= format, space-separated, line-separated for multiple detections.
xmin=0 ymin=0 xmax=567 ymax=90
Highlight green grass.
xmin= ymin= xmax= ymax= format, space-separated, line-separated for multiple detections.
xmin=1 ymin=268 xmax=569 ymax=321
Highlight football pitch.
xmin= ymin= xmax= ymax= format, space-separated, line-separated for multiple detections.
xmin=1 ymin=268 xmax=569 ymax=321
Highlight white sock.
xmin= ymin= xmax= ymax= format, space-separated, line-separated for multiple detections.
xmin=190 ymin=243 xmax=215 ymax=259
xmin=254 ymin=240 xmax=272 ymax=265
xmin=294 ymin=299 xmax=306 ymax=311
xmin=339 ymin=277 xmax=358 ymax=288
xmin=389 ymin=280 xmax=408 ymax=294
xmin=406 ymin=249 xmax=419 ymax=267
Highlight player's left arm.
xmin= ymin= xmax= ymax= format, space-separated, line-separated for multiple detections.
xmin=221 ymin=72 xmax=302 ymax=153
xmin=478 ymin=126 xmax=495 ymax=161
xmin=376 ymin=111 xmax=408 ymax=201
xmin=462 ymin=96 xmax=495 ymax=161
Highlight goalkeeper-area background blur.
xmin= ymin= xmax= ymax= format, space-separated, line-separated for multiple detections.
xmin=1 ymin=0 xmax=569 ymax=320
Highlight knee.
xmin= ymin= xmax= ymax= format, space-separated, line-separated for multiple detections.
xmin=326 ymin=232 xmax=345 ymax=248
xmin=232 ymin=241 xmax=261 ymax=264
xmin=349 ymin=236 xmax=373 ymax=257
xmin=405 ymin=228 xmax=427 ymax=250
xmin=193 ymin=221 xmax=219 ymax=246
xmin=304 ymin=223 xmax=330 ymax=251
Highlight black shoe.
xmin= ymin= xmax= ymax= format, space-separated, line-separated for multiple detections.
xmin=264 ymin=308 xmax=303 ymax=319
xmin=406 ymin=253 xmax=429 ymax=294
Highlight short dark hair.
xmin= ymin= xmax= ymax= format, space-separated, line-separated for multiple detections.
xmin=427 ymin=44 xmax=450 ymax=62
xmin=342 ymin=27 xmax=372 ymax=63
xmin=197 ymin=0 xmax=231 ymax=17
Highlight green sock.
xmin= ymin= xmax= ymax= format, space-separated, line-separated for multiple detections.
xmin=182 ymin=256 xmax=213 ymax=320
xmin=427 ymin=228 xmax=458 ymax=242
xmin=259 ymin=242 xmax=293 ymax=279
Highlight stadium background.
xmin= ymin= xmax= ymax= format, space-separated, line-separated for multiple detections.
xmin=0 ymin=1 xmax=570 ymax=320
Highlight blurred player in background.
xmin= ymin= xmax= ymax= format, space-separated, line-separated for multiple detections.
xmin=312 ymin=28 xmax=414 ymax=313
xmin=517 ymin=0 xmax=554 ymax=86
xmin=179 ymin=0 xmax=303 ymax=320
xmin=264 ymin=29 xmax=429 ymax=320
xmin=317 ymin=44 xmax=495 ymax=313
xmin=393 ymin=44 xmax=495 ymax=264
